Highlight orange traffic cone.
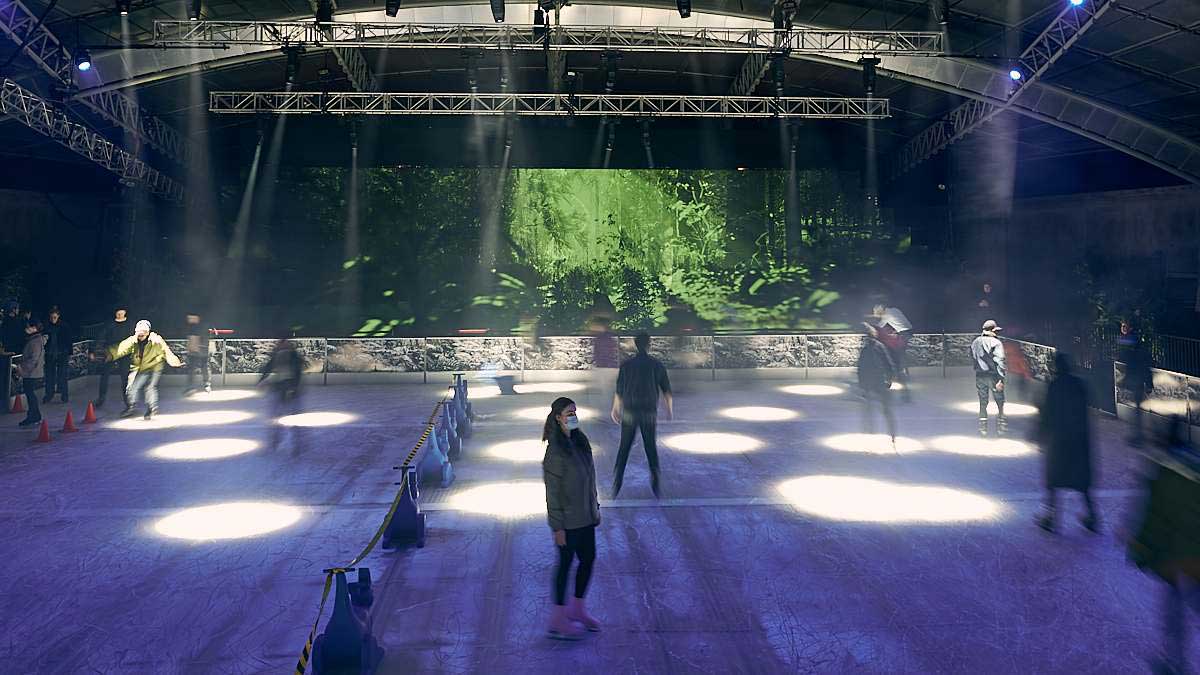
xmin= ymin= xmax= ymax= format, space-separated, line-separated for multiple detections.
xmin=35 ymin=420 xmax=51 ymax=443
xmin=83 ymin=402 xmax=98 ymax=424
xmin=62 ymin=411 xmax=78 ymax=433
xmin=11 ymin=394 xmax=25 ymax=414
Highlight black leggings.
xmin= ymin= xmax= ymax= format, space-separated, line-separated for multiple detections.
xmin=553 ymin=525 xmax=596 ymax=606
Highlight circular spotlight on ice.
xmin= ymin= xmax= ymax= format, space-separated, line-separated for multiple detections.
xmin=780 ymin=384 xmax=844 ymax=396
xmin=276 ymin=412 xmax=357 ymax=427
xmin=929 ymin=435 xmax=1035 ymax=458
xmin=823 ymin=433 xmax=925 ymax=455
xmin=719 ymin=406 xmax=799 ymax=422
xmin=460 ymin=385 xmax=501 ymax=400
xmin=952 ymin=401 xmax=1038 ymax=416
xmin=148 ymin=438 xmax=260 ymax=461
xmin=153 ymin=501 xmax=303 ymax=540
xmin=776 ymin=476 xmax=1004 ymax=523
xmin=513 ymin=405 xmax=597 ymax=421
xmin=446 ymin=481 xmax=546 ymax=518
xmin=487 ymin=439 xmax=547 ymax=462
xmin=664 ymin=432 xmax=762 ymax=454
xmin=514 ymin=382 xmax=587 ymax=394
xmin=187 ymin=389 xmax=259 ymax=402
xmin=110 ymin=410 xmax=254 ymax=430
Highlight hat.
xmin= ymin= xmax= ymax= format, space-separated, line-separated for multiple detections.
xmin=135 ymin=320 xmax=152 ymax=332
xmin=982 ymin=319 xmax=1002 ymax=333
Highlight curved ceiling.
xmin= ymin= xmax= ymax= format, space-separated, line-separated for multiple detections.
xmin=4 ymin=0 xmax=1199 ymax=192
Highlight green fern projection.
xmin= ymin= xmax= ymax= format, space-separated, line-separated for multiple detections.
xmin=270 ymin=167 xmax=897 ymax=335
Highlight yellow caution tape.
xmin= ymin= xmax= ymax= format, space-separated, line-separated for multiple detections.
xmin=293 ymin=386 xmax=453 ymax=675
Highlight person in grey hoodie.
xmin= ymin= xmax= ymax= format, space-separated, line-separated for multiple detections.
xmin=971 ymin=319 xmax=1007 ymax=437
xmin=542 ymin=396 xmax=602 ymax=640
xmin=15 ymin=319 xmax=47 ymax=427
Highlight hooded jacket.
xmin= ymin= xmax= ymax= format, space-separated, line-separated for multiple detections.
xmin=108 ymin=332 xmax=183 ymax=373
xmin=17 ymin=332 xmax=47 ymax=379
xmin=970 ymin=331 xmax=1006 ymax=379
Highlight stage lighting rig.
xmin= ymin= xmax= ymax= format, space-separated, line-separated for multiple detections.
xmin=385 ymin=0 xmax=401 ymax=17
xmin=602 ymin=50 xmax=621 ymax=94
xmin=490 ymin=0 xmax=505 ymax=22
xmin=116 ymin=0 xmax=132 ymax=16
xmin=189 ymin=0 xmax=202 ymax=21
xmin=859 ymin=57 xmax=880 ymax=96
xmin=283 ymin=46 xmax=304 ymax=85
xmin=934 ymin=0 xmax=950 ymax=26
xmin=75 ymin=50 xmax=92 ymax=72
xmin=676 ymin=0 xmax=691 ymax=18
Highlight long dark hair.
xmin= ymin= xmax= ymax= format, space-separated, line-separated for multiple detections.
xmin=543 ymin=396 xmax=586 ymax=446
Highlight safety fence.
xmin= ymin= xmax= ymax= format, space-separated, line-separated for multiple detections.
xmin=292 ymin=375 xmax=473 ymax=674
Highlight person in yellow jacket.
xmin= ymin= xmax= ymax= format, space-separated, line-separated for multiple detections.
xmin=103 ymin=319 xmax=183 ymax=420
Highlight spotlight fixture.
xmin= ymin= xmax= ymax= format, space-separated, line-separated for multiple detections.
xmin=860 ymin=57 xmax=880 ymax=96
xmin=116 ymin=0 xmax=131 ymax=16
xmin=676 ymin=0 xmax=691 ymax=19
xmin=1009 ymin=68 xmax=1023 ymax=81
xmin=75 ymin=50 xmax=92 ymax=72
xmin=533 ymin=8 xmax=547 ymax=40
xmin=771 ymin=55 xmax=786 ymax=97
xmin=1069 ymin=0 xmax=1083 ymax=5
xmin=283 ymin=46 xmax=304 ymax=85
xmin=189 ymin=0 xmax=202 ymax=20
xmin=385 ymin=0 xmax=401 ymax=17
xmin=934 ymin=0 xmax=950 ymax=26
xmin=315 ymin=0 xmax=333 ymax=24
xmin=490 ymin=0 xmax=505 ymax=23
xmin=602 ymin=50 xmax=621 ymax=94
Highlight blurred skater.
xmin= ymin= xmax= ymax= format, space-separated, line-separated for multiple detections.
xmin=858 ymin=322 xmax=898 ymax=445
xmin=1127 ymin=417 xmax=1200 ymax=674
xmin=260 ymin=338 xmax=304 ymax=451
xmin=610 ymin=332 xmax=673 ymax=498
xmin=102 ymin=320 xmax=183 ymax=420
xmin=1035 ymin=353 xmax=1098 ymax=534
xmin=182 ymin=312 xmax=212 ymax=395
xmin=42 ymin=306 xmax=71 ymax=404
xmin=971 ymin=320 xmax=1007 ymax=437
xmin=872 ymin=303 xmax=913 ymax=402
xmin=1119 ymin=319 xmax=1154 ymax=446
xmin=542 ymin=396 xmax=602 ymax=640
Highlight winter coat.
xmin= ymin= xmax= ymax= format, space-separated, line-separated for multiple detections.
xmin=108 ymin=332 xmax=183 ymax=373
xmin=971 ymin=332 xmax=1007 ymax=379
xmin=543 ymin=430 xmax=600 ymax=531
xmin=857 ymin=337 xmax=895 ymax=393
xmin=1 ymin=316 xmax=25 ymax=354
xmin=103 ymin=319 xmax=130 ymax=348
xmin=1038 ymin=372 xmax=1093 ymax=490
xmin=1119 ymin=337 xmax=1153 ymax=394
xmin=17 ymin=332 xmax=47 ymax=379
xmin=44 ymin=319 xmax=72 ymax=356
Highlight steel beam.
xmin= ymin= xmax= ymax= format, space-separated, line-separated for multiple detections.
xmin=158 ymin=21 xmax=944 ymax=55
xmin=0 ymin=0 xmax=192 ymax=168
xmin=0 ymin=79 xmax=184 ymax=200
xmin=209 ymin=91 xmax=890 ymax=118
xmin=306 ymin=0 xmax=376 ymax=92
xmin=891 ymin=0 xmax=1113 ymax=179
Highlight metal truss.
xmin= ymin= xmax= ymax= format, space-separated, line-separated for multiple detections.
xmin=0 ymin=79 xmax=184 ymax=201
xmin=0 ymin=0 xmax=192 ymax=168
xmin=209 ymin=91 xmax=890 ymax=119
xmin=306 ymin=0 xmax=376 ymax=92
xmin=891 ymin=0 xmax=1113 ymax=180
xmin=157 ymin=21 xmax=943 ymax=55
xmin=728 ymin=51 xmax=772 ymax=97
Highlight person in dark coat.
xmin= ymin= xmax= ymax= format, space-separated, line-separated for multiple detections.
xmin=610 ymin=332 xmax=673 ymax=498
xmin=858 ymin=322 xmax=897 ymax=444
xmin=259 ymin=338 xmax=304 ymax=451
xmin=95 ymin=306 xmax=131 ymax=409
xmin=1118 ymin=319 xmax=1153 ymax=445
xmin=182 ymin=312 xmax=211 ymax=395
xmin=42 ymin=306 xmax=71 ymax=403
xmin=542 ymin=396 xmax=601 ymax=640
xmin=2 ymin=301 xmax=25 ymax=354
xmin=1036 ymin=352 xmax=1098 ymax=534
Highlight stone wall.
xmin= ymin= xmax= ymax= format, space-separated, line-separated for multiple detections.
xmin=51 ymin=332 xmax=1002 ymax=379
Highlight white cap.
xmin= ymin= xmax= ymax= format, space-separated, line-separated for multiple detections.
xmin=135 ymin=320 xmax=152 ymax=332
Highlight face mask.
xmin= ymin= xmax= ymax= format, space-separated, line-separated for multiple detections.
xmin=564 ymin=415 xmax=580 ymax=431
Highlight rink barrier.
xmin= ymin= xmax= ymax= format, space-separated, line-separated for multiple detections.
xmin=1114 ymin=361 xmax=1200 ymax=444
xmin=294 ymin=389 xmax=452 ymax=675
xmin=54 ymin=334 xmax=1002 ymax=382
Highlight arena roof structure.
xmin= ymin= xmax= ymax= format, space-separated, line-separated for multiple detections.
xmin=1 ymin=0 xmax=1197 ymax=195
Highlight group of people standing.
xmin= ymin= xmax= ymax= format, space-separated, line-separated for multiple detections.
xmin=5 ymin=304 xmax=76 ymax=427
